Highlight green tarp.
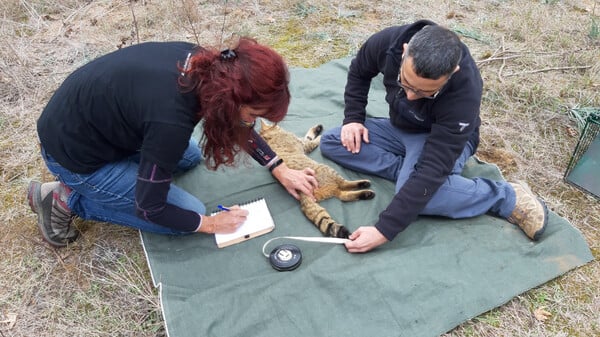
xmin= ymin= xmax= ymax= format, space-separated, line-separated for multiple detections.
xmin=141 ymin=58 xmax=593 ymax=337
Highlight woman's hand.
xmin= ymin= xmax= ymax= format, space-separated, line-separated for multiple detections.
xmin=197 ymin=206 xmax=249 ymax=234
xmin=271 ymin=162 xmax=318 ymax=200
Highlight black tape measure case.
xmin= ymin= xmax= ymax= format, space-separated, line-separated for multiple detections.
xmin=268 ymin=244 xmax=302 ymax=271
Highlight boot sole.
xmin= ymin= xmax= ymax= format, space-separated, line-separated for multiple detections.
xmin=532 ymin=197 xmax=548 ymax=241
xmin=27 ymin=180 xmax=41 ymax=213
xmin=514 ymin=180 xmax=548 ymax=241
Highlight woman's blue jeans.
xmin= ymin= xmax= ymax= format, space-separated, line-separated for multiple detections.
xmin=320 ymin=118 xmax=516 ymax=219
xmin=42 ymin=139 xmax=205 ymax=234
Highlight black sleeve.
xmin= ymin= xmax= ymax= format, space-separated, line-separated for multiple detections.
xmin=247 ymin=128 xmax=278 ymax=166
xmin=343 ymin=28 xmax=395 ymax=125
xmin=142 ymin=123 xmax=193 ymax=172
xmin=135 ymin=156 xmax=201 ymax=232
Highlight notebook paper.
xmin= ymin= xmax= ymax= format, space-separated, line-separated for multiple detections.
xmin=213 ymin=198 xmax=275 ymax=248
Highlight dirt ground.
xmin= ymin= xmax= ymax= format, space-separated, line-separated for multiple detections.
xmin=1 ymin=0 xmax=599 ymax=336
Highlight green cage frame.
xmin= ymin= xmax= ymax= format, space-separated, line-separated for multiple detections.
xmin=564 ymin=112 xmax=600 ymax=199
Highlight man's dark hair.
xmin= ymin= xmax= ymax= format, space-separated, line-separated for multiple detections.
xmin=406 ymin=25 xmax=462 ymax=79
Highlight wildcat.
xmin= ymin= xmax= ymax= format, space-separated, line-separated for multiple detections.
xmin=259 ymin=120 xmax=375 ymax=238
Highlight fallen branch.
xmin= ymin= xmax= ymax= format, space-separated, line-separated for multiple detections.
xmin=476 ymin=54 xmax=521 ymax=65
xmin=505 ymin=65 xmax=591 ymax=77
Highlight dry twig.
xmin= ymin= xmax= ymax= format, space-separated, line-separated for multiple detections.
xmin=178 ymin=0 xmax=201 ymax=45
xmin=505 ymin=65 xmax=592 ymax=77
xmin=129 ymin=0 xmax=141 ymax=44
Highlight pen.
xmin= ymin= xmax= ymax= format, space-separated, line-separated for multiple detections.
xmin=217 ymin=204 xmax=231 ymax=212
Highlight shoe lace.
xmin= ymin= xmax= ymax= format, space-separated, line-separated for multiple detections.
xmin=51 ymin=192 xmax=76 ymax=235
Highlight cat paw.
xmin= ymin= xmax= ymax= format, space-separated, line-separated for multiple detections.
xmin=336 ymin=226 xmax=351 ymax=239
xmin=357 ymin=180 xmax=371 ymax=188
xmin=313 ymin=124 xmax=323 ymax=136
xmin=359 ymin=190 xmax=375 ymax=200
xmin=305 ymin=125 xmax=323 ymax=140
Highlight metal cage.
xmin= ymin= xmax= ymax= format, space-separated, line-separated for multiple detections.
xmin=564 ymin=112 xmax=600 ymax=199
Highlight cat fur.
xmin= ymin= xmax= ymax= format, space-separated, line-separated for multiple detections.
xmin=259 ymin=120 xmax=375 ymax=238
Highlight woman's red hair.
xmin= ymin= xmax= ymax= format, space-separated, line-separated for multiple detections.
xmin=181 ymin=37 xmax=290 ymax=169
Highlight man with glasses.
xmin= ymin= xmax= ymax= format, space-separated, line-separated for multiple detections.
xmin=320 ymin=20 xmax=548 ymax=253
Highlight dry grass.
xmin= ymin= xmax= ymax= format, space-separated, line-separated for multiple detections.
xmin=1 ymin=0 xmax=598 ymax=336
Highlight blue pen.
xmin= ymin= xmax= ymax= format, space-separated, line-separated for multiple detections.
xmin=217 ymin=204 xmax=231 ymax=212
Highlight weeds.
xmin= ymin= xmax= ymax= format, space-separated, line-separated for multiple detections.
xmin=590 ymin=18 xmax=599 ymax=40
xmin=293 ymin=2 xmax=317 ymax=18
xmin=569 ymin=106 xmax=600 ymax=131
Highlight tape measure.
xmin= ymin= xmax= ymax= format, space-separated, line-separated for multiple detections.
xmin=262 ymin=236 xmax=350 ymax=272
xmin=268 ymin=244 xmax=302 ymax=271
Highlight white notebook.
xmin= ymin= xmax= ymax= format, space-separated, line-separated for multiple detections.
xmin=212 ymin=198 xmax=275 ymax=248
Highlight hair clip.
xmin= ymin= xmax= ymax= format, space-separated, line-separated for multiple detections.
xmin=220 ymin=49 xmax=237 ymax=61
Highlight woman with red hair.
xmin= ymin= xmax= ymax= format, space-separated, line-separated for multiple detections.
xmin=27 ymin=37 xmax=317 ymax=247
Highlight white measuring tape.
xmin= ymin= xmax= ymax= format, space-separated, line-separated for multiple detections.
xmin=262 ymin=236 xmax=350 ymax=271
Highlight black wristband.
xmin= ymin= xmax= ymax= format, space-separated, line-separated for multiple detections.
xmin=268 ymin=158 xmax=284 ymax=172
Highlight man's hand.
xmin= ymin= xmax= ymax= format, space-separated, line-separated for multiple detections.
xmin=344 ymin=226 xmax=388 ymax=253
xmin=271 ymin=162 xmax=318 ymax=200
xmin=341 ymin=122 xmax=369 ymax=153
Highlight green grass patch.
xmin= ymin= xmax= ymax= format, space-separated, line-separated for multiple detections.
xmin=589 ymin=18 xmax=600 ymax=40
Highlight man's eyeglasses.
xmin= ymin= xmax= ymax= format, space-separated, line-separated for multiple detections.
xmin=397 ymin=61 xmax=450 ymax=100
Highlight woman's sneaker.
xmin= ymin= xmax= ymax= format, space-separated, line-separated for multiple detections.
xmin=27 ymin=180 xmax=79 ymax=247
xmin=506 ymin=181 xmax=548 ymax=241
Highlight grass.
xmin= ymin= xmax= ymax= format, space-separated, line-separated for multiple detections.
xmin=590 ymin=18 xmax=600 ymax=39
xmin=1 ymin=0 xmax=598 ymax=336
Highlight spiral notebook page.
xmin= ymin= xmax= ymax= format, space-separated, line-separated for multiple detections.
xmin=212 ymin=198 xmax=275 ymax=248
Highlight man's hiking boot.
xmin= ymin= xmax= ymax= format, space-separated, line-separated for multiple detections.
xmin=506 ymin=181 xmax=548 ymax=241
xmin=27 ymin=180 xmax=79 ymax=247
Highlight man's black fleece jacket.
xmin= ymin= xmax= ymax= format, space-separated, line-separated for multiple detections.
xmin=343 ymin=20 xmax=483 ymax=240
